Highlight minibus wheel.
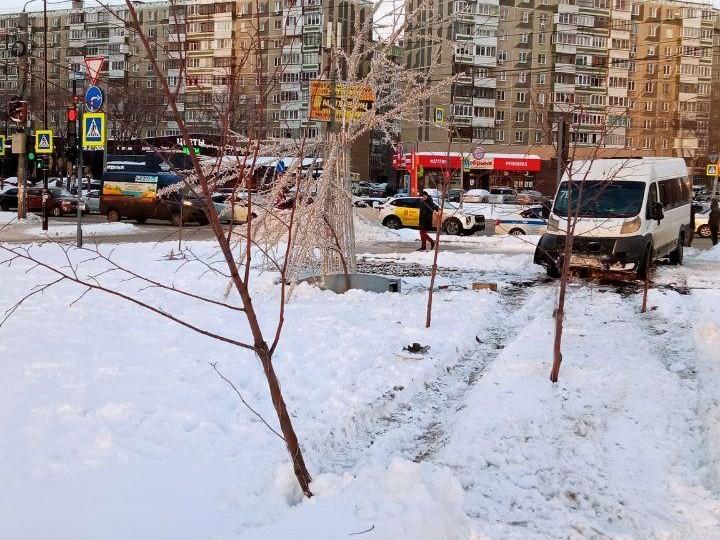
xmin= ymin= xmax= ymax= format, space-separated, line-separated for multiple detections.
xmin=107 ymin=209 xmax=120 ymax=222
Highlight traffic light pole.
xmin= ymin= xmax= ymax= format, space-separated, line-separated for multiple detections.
xmin=41 ymin=162 xmax=48 ymax=231
xmin=76 ymin=103 xmax=83 ymax=247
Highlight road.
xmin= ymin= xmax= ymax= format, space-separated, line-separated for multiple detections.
xmin=1 ymin=213 xmax=717 ymax=252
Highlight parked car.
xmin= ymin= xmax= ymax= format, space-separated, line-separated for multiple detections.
xmin=213 ymin=193 xmax=256 ymax=223
xmin=1 ymin=186 xmax=86 ymax=216
xmin=489 ymin=187 xmax=518 ymax=203
xmin=695 ymin=207 xmax=713 ymax=238
xmin=534 ymin=158 xmax=691 ymax=278
xmin=495 ymin=207 xmax=547 ymax=236
xmin=516 ymin=190 xmax=544 ymax=205
xmin=462 ymin=189 xmax=491 ymax=203
xmin=378 ymin=196 xmax=485 ymax=235
xmin=83 ymin=189 xmax=101 ymax=214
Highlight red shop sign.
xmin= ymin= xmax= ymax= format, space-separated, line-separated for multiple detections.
xmin=416 ymin=154 xmax=462 ymax=169
xmin=493 ymin=157 xmax=542 ymax=172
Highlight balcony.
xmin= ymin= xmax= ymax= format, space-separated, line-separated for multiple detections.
xmin=452 ymin=116 xmax=472 ymax=126
xmin=473 ymin=97 xmax=494 ymax=108
xmin=472 ymin=117 xmax=494 ymax=128
xmin=555 ymin=62 xmax=576 ymax=74
xmin=456 ymin=74 xmax=474 ymax=86
xmin=454 ymin=53 xmax=474 ymax=65
xmin=474 ymin=77 xmax=496 ymax=88
xmin=555 ymin=43 xmax=576 ymax=55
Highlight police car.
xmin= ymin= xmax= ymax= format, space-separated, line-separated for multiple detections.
xmin=494 ymin=207 xmax=547 ymax=236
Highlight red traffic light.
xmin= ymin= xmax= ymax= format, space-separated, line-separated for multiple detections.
xmin=67 ymin=107 xmax=78 ymax=122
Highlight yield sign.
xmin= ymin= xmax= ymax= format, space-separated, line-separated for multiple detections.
xmin=84 ymin=56 xmax=106 ymax=85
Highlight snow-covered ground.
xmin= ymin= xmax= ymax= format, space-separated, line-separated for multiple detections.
xmin=1 ymin=236 xmax=719 ymax=540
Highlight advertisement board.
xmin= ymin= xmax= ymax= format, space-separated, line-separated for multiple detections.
xmin=309 ymin=80 xmax=375 ymax=122
xmin=102 ymin=177 xmax=158 ymax=200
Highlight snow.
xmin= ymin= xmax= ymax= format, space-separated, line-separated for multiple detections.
xmin=0 ymin=210 xmax=41 ymax=224
xmin=1 ymin=238 xmax=720 ymax=539
xmin=23 ymin=222 xmax=138 ymax=238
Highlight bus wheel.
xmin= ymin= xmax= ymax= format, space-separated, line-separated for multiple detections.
xmin=107 ymin=209 xmax=120 ymax=222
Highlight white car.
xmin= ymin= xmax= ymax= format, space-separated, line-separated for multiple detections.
xmin=211 ymin=193 xmax=256 ymax=224
xmin=695 ymin=207 xmax=712 ymax=238
xmin=495 ymin=207 xmax=547 ymax=236
xmin=378 ymin=195 xmax=485 ymax=235
xmin=462 ymin=189 xmax=491 ymax=203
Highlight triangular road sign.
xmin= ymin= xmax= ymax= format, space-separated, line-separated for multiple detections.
xmin=35 ymin=129 xmax=53 ymax=154
xmin=707 ymin=164 xmax=718 ymax=177
xmin=84 ymin=56 xmax=105 ymax=85
xmin=87 ymin=119 xmax=101 ymax=139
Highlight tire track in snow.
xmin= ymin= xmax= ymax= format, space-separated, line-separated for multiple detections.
xmin=317 ymin=279 xmax=555 ymax=473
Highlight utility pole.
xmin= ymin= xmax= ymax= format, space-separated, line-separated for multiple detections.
xmin=17 ymin=11 xmax=30 ymax=220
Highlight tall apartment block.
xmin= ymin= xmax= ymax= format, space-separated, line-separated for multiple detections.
xmin=402 ymin=0 xmax=720 ymax=186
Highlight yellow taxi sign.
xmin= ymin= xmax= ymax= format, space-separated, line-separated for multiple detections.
xmin=35 ymin=129 xmax=53 ymax=154
xmin=707 ymin=164 xmax=719 ymax=177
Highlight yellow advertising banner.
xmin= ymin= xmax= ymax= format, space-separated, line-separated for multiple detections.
xmin=309 ymin=80 xmax=375 ymax=123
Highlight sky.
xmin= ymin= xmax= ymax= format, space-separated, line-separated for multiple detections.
xmin=1 ymin=0 xmax=719 ymax=15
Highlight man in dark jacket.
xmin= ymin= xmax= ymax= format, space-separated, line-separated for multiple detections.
xmin=418 ymin=191 xmax=439 ymax=251
xmin=710 ymin=199 xmax=720 ymax=246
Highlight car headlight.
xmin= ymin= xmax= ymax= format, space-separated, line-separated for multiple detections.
xmin=620 ymin=216 xmax=641 ymax=234
xmin=547 ymin=215 xmax=559 ymax=232
xmin=183 ymin=200 xmax=193 ymax=206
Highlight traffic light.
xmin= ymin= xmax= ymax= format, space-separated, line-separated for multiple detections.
xmin=67 ymin=106 xmax=78 ymax=123
xmin=8 ymin=98 xmax=28 ymax=124
xmin=66 ymin=133 xmax=78 ymax=164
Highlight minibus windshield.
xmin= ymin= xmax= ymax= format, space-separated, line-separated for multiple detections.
xmin=553 ymin=180 xmax=645 ymax=219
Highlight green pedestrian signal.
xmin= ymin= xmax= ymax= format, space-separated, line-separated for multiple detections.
xmin=36 ymin=160 xmax=43 ymax=169
xmin=182 ymin=146 xmax=200 ymax=155
xmin=28 ymin=151 xmax=35 ymax=161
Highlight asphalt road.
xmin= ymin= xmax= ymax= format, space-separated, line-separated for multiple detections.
xmin=7 ymin=214 xmax=718 ymax=253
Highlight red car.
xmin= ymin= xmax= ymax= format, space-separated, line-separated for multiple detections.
xmin=0 ymin=186 xmax=86 ymax=216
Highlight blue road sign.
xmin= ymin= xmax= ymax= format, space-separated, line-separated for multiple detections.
xmin=84 ymin=85 xmax=104 ymax=113
xmin=82 ymin=112 xmax=106 ymax=148
xmin=276 ymin=160 xmax=287 ymax=173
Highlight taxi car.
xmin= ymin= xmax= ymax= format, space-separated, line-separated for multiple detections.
xmin=378 ymin=196 xmax=484 ymax=235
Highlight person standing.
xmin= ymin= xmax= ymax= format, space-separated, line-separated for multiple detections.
xmin=418 ymin=190 xmax=439 ymax=251
xmin=710 ymin=199 xmax=720 ymax=246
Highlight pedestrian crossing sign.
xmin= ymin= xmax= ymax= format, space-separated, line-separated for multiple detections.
xmin=35 ymin=130 xmax=53 ymax=154
xmin=707 ymin=164 xmax=719 ymax=177
xmin=82 ymin=112 xmax=106 ymax=148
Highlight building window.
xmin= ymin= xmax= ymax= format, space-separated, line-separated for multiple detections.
xmin=518 ymin=72 xmax=527 ymax=83
xmin=519 ymin=51 xmax=528 ymax=63
xmin=498 ymin=71 xmax=506 ymax=81
xmin=515 ymin=111 xmax=525 ymax=122
xmin=496 ymin=129 xmax=504 ymax=141
xmin=496 ymin=110 xmax=505 ymax=121
xmin=537 ymin=73 xmax=546 ymax=84
xmin=538 ymin=53 xmax=546 ymax=65
xmin=515 ymin=131 xmax=525 ymax=143
xmin=520 ymin=33 xmax=528 ymax=44
xmin=535 ymin=131 xmax=542 ymax=143
xmin=497 ymin=90 xmax=505 ymax=101
xmin=645 ymin=101 xmax=653 ymax=112
xmin=516 ymin=91 xmax=526 ymax=103
xmin=522 ymin=11 xmax=529 ymax=23
xmin=538 ymin=33 xmax=546 ymax=45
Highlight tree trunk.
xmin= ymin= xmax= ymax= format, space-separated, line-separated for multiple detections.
xmin=256 ymin=341 xmax=313 ymax=496
xmin=321 ymin=132 xmax=356 ymax=277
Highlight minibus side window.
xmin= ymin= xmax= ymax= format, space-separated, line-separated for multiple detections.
xmin=647 ymin=183 xmax=659 ymax=219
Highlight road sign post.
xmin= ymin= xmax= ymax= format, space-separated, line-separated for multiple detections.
xmin=76 ymin=103 xmax=84 ymax=248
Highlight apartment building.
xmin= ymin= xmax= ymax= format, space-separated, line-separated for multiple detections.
xmin=402 ymin=0 xmax=720 ymax=187
xmin=627 ymin=0 xmax=715 ymax=180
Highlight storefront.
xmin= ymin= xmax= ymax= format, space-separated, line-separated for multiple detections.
xmin=463 ymin=154 xmax=543 ymax=190
xmin=393 ymin=152 xmax=543 ymax=193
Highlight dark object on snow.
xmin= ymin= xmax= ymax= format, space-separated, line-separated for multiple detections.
xmin=403 ymin=342 xmax=430 ymax=354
